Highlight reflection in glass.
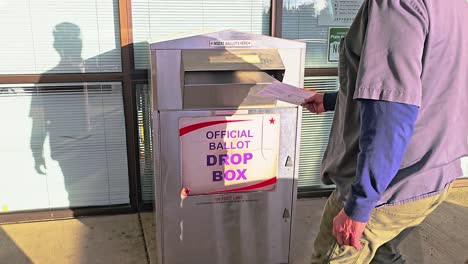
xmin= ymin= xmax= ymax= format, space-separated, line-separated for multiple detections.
xmin=0 ymin=83 xmax=129 ymax=212
xmin=131 ymin=0 xmax=272 ymax=69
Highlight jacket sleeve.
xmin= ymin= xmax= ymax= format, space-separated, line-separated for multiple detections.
xmin=344 ymin=99 xmax=419 ymax=222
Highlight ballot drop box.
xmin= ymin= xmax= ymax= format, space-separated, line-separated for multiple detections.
xmin=150 ymin=30 xmax=306 ymax=264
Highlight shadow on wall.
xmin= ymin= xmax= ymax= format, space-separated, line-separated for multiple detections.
xmin=27 ymin=20 xmax=129 ymax=212
xmin=0 ymin=22 xmax=99 ymax=264
xmin=31 ymin=22 xmax=101 ymax=208
xmin=2 ymin=21 xmax=129 ymax=264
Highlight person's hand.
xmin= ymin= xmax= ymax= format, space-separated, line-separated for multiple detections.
xmin=302 ymin=93 xmax=325 ymax=114
xmin=34 ymin=157 xmax=47 ymax=175
xmin=332 ymin=209 xmax=367 ymax=250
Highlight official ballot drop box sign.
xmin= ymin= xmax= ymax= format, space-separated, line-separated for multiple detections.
xmin=150 ymin=30 xmax=306 ymax=264
xmin=180 ymin=114 xmax=280 ymax=195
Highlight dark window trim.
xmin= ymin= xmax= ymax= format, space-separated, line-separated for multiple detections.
xmin=297 ymin=188 xmax=333 ymax=199
xmin=305 ymin=68 xmax=338 ymax=77
xmin=0 ymin=73 xmax=123 ymax=84
xmin=271 ymin=0 xmax=283 ymax=37
xmin=119 ymin=0 xmax=142 ymax=212
xmin=132 ymin=70 xmax=149 ymax=82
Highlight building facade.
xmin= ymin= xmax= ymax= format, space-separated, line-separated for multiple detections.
xmin=0 ymin=0 xmax=466 ymax=222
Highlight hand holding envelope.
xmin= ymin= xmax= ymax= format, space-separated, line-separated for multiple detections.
xmin=302 ymin=93 xmax=325 ymax=114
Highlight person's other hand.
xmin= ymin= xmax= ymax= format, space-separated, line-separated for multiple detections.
xmin=34 ymin=157 xmax=47 ymax=175
xmin=302 ymin=93 xmax=325 ymax=114
xmin=332 ymin=209 xmax=367 ymax=250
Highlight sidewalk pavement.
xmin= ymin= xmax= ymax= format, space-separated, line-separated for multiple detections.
xmin=1 ymin=187 xmax=467 ymax=264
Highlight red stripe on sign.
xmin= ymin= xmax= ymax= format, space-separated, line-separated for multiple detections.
xmin=208 ymin=176 xmax=277 ymax=194
xmin=179 ymin=120 xmax=248 ymax=136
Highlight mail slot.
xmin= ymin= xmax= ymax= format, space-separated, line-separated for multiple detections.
xmin=184 ymin=70 xmax=279 ymax=108
xmin=150 ymin=30 xmax=306 ymax=264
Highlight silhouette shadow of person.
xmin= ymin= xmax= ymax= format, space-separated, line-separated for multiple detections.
xmin=30 ymin=22 xmax=107 ymax=210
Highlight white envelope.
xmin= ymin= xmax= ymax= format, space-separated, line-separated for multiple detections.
xmin=257 ymin=81 xmax=316 ymax=105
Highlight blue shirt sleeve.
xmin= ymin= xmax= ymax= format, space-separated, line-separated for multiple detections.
xmin=344 ymin=99 xmax=419 ymax=222
xmin=323 ymin=92 xmax=338 ymax=111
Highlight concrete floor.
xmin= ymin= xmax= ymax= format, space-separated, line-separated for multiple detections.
xmin=1 ymin=187 xmax=467 ymax=264
xmin=0 ymin=214 xmax=147 ymax=264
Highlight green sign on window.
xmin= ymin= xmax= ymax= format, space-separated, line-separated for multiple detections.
xmin=327 ymin=27 xmax=349 ymax=63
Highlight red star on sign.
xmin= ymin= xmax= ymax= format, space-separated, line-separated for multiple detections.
xmin=269 ymin=117 xmax=275 ymax=124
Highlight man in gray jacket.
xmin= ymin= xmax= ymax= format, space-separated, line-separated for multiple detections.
xmin=302 ymin=0 xmax=468 ymax=263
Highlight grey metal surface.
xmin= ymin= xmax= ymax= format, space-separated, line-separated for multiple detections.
xmin=150 ymin=32 xmax=306 ymax=111
xmin=152 ymin=50 xmax=183 ymax=110
xmin=150 ymin=30 xmax=306 ymax=264
xmin=184 ymin=71 xmax=278 ymax=109
xmin=275 ymin=48 xmax=305 ymax=108
xmin=289 ymin=100 xmax=303 ymax=258
xmin=182 ymin=49 xmax=284 ymax=71
xmin=153 ymin=110 xmax=164 ymax=264
xmin=184 ymin=71 xmax=278 ymax=86
xmin=183 ymin=83 xmax=277 ymax=109
xmin=156 ymin=108 xmax=299 ymax=264
xmin=150 ymin=30 xmax=306 ymax=50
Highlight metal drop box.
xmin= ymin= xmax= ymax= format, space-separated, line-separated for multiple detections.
xmin=150 ymin=30 xmax=306 ymax=264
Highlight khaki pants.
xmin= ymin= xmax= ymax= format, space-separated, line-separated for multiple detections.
xmin=311 ymin=184 xmax=453 ymax=264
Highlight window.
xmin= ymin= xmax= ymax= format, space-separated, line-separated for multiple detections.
xmin=283 ymin=0 xmax=362 ymax=189
xmin=0 ymin=83 xmax=129 ymax=213
xmin=136 ymin=84 xmax=155 ymax=202
xmin=282 ymin=0 xmax=362 ymax=67
xmin=0 ymin=0 xmax=121 ymax=74
xmin=462 ymin=157 xmax=468 ymax=178
xmin=131 ymin=0 xmax=271 ymax=69
xmin=298 ymin=77 xmax=338 ymax=189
